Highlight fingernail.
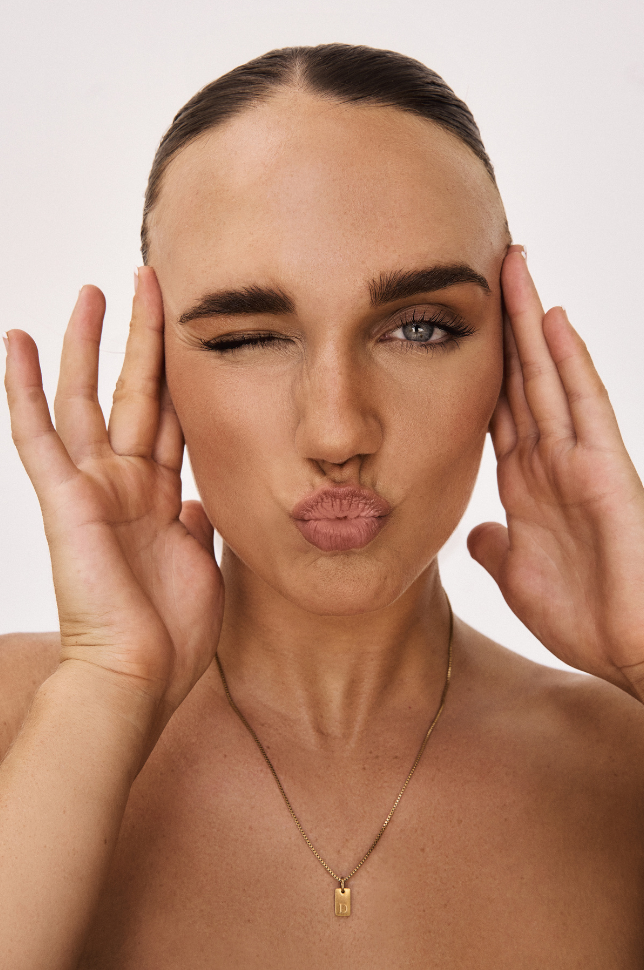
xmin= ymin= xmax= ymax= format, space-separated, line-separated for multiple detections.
xmin=2 ymin=331 xmax=9 ymax=354
xmin=134 ymin=267 xmax=140 ymax=293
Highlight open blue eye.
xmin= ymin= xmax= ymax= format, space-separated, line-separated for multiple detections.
xmin=402 ymin=321 xmax=437 ymax=342
xmin=386 ymin=306 xmax=475 ymax=351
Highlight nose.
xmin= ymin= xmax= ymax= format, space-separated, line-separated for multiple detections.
xmin=293 ymin=344 xmax=383 ymax=469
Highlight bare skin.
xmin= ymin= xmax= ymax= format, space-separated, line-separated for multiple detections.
xmin=2 ymin=89 xmax=644 ymax=968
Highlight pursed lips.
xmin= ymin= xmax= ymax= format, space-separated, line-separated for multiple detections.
xmin=291 ymin=485 xmax=391 ymax=551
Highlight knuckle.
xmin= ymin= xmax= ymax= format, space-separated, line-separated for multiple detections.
xmin=516 ymin=429 xmax=540 ymax=456
xmin=521 ymin=359 xmax=547 ymax=383
xmin=112 ymin=375 xmax=159 ymax=405
xmin=112 ymin=376 xmax=126 ymax=403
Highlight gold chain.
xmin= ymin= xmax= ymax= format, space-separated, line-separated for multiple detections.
xmin=215 ymin=596 xmax=453 ymax=889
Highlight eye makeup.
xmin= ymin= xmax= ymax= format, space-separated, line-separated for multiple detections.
xmin=382 ymin=306 xmax=475 ymax=353
xmin=197 ymin=304 xmax=475 ymax=356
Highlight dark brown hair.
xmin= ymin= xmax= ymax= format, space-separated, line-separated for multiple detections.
xmin=141 ymin=43 xmax=497 ymax=262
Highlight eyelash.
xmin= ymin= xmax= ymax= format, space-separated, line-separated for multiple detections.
xmin=385 ymin=308 xmax=475 ymax=353
xmin=200 ymin=333 xmax=285 ymax=353
xmin=199 ymin=309 xmax=474 ymax=355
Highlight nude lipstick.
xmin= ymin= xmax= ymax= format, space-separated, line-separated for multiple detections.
xmin=291 ymin=485 xmax=391 ymax=552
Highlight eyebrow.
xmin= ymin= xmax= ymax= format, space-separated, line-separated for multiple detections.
xmin=178 ymin=285 xmax=294 ymax=324
xmin=369 ymin=264 xmax=490 ymax=306
xmin=177 ymin=263 xmax=490 ymax=324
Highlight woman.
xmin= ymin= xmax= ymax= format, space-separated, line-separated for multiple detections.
xmin=2 ymin=44 xmax=644 ymax=968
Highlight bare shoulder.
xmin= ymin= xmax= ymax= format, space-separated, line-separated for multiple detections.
xmin=0 ymin=632 xmax=60 ymax=759
xmin=456 ymin=618 xmax=644 ymax=793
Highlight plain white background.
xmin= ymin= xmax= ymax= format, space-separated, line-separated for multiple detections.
xmin=1 ymin=0 xmax=642 ymax=674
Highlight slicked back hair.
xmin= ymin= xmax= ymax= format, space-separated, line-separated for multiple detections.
xmin=141 ymin=44 xmax=498 ymax=262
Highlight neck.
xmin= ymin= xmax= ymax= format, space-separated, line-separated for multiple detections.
xmin=214 ymin=547 xmax=452 ymax=747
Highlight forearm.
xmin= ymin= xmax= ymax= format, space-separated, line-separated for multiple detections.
xmin=0 ymin=661 xmax=163 ymax=970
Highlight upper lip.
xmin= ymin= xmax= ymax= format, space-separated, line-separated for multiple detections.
xmin=291 ymin=484 xmax=392 ymax=521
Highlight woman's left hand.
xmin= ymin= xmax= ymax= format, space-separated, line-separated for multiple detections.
xmin=468 ymin=245 xmax=644 ymax=698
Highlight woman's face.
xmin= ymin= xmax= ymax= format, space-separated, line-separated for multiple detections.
xmin=149 ymin=89 xmax=509 ymax=615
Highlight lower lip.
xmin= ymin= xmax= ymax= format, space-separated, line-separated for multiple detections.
xmin=295 ymin=516 xmax=386 ymax=552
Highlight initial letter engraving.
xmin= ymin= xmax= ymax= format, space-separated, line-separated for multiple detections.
xmin=334 ymin=887 xmax=351 ymax=917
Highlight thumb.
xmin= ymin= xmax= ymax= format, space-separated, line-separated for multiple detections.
xmin=467 ymin=521 xmax=510 ymax=585
xmin=180 ymin=500 xmax=215 ymax=555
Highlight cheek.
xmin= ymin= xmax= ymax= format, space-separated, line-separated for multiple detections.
xmin=166 ymin=351 xmax=292 ymax=518
xmin=384 ymin=343 xmax=503 ymax=547
xmin=390 ymin=341 xmax=502 ymax=472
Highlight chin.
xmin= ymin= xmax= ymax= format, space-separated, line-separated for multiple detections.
xmin=218 ymin=510 xmax=447 ymax=617
xmin=268 ymin=551 xmax=420 ymax=617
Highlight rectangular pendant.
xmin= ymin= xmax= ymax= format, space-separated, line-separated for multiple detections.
xmin=334 ymin=886 xmax=351 ymax=917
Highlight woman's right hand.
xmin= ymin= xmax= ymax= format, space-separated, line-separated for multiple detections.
xmin=4 ymin=267 xmax=224 ymax=724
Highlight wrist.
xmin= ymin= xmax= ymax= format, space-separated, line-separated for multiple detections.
xmin=34 ymin=660 xmax=172 ymax=775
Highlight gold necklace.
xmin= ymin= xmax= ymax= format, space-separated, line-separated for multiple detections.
xmin=215 ymin=597 xmax=453 ymax=918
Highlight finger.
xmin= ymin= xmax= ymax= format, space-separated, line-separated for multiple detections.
xmin=108 ymin=267 xmax=164 ymax=457
xmin=180 ymin=500 xmax=215 ymax=555
xmin=489 ymin=391 xmax=517 ymax=459
xmin=152 ymin=378 xmax=184 ymax=471
xmin=502 ymin=249 xmax=575 ymax=440
xmin=543 ymin=307 xmax=622 ymax=447
xmin=502 ymin=313 xmax=539 ymax=442
xmin=4 ymin=330 xmax=79 ymax=496
xmin=54 ymin=285 xmax=110 ymax=462
xmin=467 ymin=521 xmax=509 ymax=585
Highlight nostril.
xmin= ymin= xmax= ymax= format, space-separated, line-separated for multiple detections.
xmin=315 ymin=456 xmax=364 ymax=478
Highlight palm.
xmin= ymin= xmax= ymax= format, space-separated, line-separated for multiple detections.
xmin=469 ymin=249 xmax=644 ymax=692
xmin=5 ymin=271 xmax=224 ymax=709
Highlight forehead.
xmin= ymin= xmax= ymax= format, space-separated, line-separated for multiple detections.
xmin=149 ymin=90 xmax=507 ymax=297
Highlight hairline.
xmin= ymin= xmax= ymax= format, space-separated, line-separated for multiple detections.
xmin=141 ymin=84 xmax=508 ymax=264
